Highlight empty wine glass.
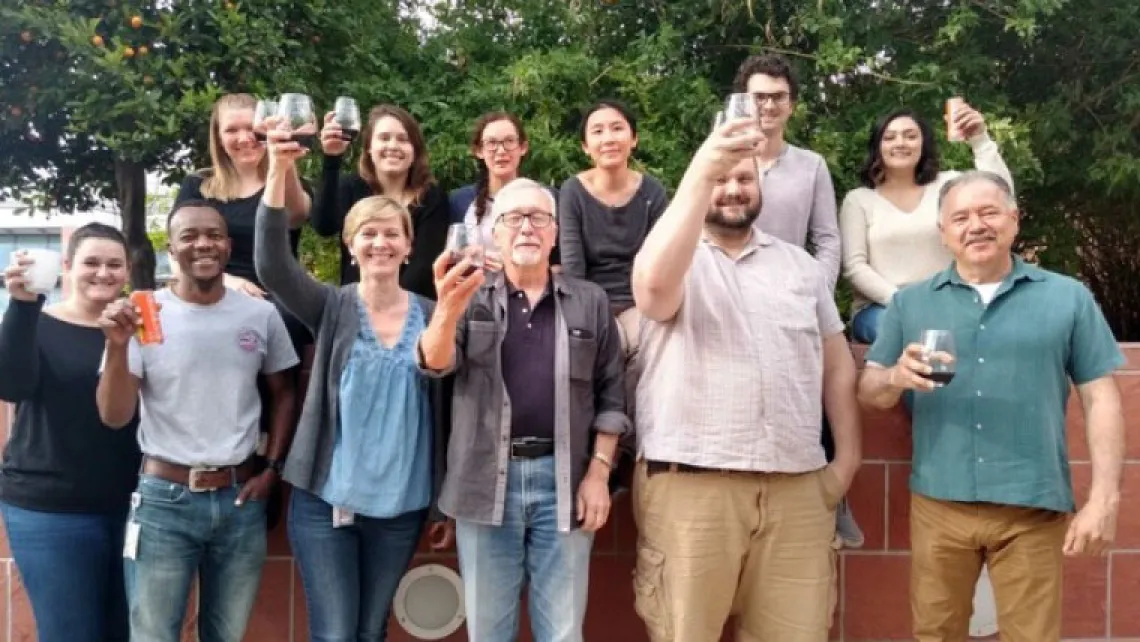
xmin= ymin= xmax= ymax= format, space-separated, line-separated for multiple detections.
xmin=918 ymin=329 xmax=957 ymax=388
xmin=725 ymin=92 xmax=759 ymax=122
xmin=333 ymin=97 xmax=362 ymax=143
xmin=444 ymin=224 xmax=485 ymax=277
xmin=277 ymin=93 xmax=318 ymax=149
xmin=253 ymin=99 xmax=276 ymax=143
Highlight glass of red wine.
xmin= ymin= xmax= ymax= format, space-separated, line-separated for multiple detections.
xmin=333 ymin=97 xmax=362 ymax=143
xmin=445 ymin=224 xmax=485 ymax=277
xmin=277 ymin=93 xmax=318 ymax=150
xmin=919 ymin=329 xmax=957 ymax=387
xmin=253 ymin=99 xmax=276 ymax=143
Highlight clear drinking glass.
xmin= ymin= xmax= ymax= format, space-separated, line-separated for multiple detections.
xmin=277 ymin=93 xmax=318 ymax=149
xmin=918 ymin=329 xmax=957 ymax=387
xmin=333 ymin=96 xmax=362 ymax=142
xmin=253 ymin=99 xmax=276 ymax=143
xmin=725 ymin=92 xmax=759 ymax=122
xmin=444 ymin=223 xmax=485 ymax=276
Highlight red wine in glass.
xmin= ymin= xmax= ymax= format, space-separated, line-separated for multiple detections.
xmin=444 ymin=224 xmax=485 ymax=277
xmin=340 ymin=128 xmax=360 ymax=143
xmin=921 ymin=371 xmax=956 ymax=385
xmin=333 ymin=96 xmax=362 ymax=145
xmin=918 ymin=329 xmax=957 ymax=389
xmin=290 ymin=132 xmax=318 ymax=149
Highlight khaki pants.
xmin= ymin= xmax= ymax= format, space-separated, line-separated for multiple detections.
xmin=632 ymin=461 xmax=843 ymax=642
xmin=910 ymin=493 xmax=1067 ymax=642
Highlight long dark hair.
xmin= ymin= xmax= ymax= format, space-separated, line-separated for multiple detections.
xmin=857 ymin=109 xmax=940 ymax=188
xmin=470 ymin=111 xmax=527 ymax=224
xmin=358 ymin=104 xmax=434 ymax=204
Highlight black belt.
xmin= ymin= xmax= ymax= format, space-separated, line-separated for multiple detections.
xmin=645 ymin=460 xmax=732 ymax=478
xmin=510 ymin=438 xmax=554 ymax=459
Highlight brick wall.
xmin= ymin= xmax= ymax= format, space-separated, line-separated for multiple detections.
xmin=0 ymin=345 xmax=1137 ymax=641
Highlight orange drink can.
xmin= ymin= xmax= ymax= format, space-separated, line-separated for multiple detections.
xmin=129 ymin=290 xmax=164 ymax=345
xmin=945 ymin=97 xmax=965 ymax=142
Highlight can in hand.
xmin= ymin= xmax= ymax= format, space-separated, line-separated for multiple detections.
xmin=945 ymin=97 xmax=966 ymax=142
xmin=129 ymin=290 xmax=164 ymax=345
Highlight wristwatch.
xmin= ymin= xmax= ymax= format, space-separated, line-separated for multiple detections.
xmin=265 ymin=458 xmax=285 ymax=475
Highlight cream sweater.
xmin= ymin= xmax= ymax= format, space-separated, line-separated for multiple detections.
xmin=839 ymin=134 xmax=1013 ymax=314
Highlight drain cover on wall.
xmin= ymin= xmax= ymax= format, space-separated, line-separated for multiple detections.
xmin=393 ymin=564 xmax=466 ymax=640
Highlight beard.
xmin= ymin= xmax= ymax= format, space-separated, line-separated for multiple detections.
xmin=705 ymin=199 xmax=762 ymax=231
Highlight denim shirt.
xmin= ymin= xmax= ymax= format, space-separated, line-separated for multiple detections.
xmin=421 ymin=272 xmax=629 ymax=532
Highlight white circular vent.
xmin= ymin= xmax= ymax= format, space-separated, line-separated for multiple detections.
xmin=969 ymin=565 xmax=999 ymax=638
xmin=393 ymin=563 xmax=466 ymax=640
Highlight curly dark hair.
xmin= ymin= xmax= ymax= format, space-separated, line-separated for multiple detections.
xmin=732 ymin=54 xmax=799 ymax=100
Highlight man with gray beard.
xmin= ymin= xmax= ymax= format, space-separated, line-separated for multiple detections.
xmin=628 ymin=118 xmax=862 ymax=642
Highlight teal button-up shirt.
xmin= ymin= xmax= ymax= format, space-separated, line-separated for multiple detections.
xmin=866 ymin=257 xmax=1123 ymax=513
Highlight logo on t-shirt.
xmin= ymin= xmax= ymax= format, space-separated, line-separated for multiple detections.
xmin=236 ymin=327 xmax=263 ymax=353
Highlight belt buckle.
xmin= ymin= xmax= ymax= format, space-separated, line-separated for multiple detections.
xmin=188 ymin=466 xmax=220 ymax=492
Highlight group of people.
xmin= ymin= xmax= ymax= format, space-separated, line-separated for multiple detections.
xmin=0 ymin=51 xmax=1126 ymax=642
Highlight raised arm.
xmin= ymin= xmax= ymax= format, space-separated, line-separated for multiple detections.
xmin=403 ymin=185 xmax=452 ymax=301
xmin=839 ymin=190 xmax=898 ymax=306
xmin=95 ymin=298 xmax=142 ymax=429
xmin=968 ymin=133 xmax=1015 ymax=197
xmin=632 ymin=119 xmax=764 ymax=322
xmin=310 ymin=154 xmax=348 ymax=237
xmin=416 ymin=253 xmax=485 ymax=375
xmin=557 ymin=179 xmax=587 ymax=280
xmin=809 ymin=159 xmax=842 ymax=291
xmin=256 ymin=125 xmax=332 ymax=331
xmin=282 ymin=165 xmax=312 ymax=229
xmin=0 ymin=287 xmax=43 ymax=402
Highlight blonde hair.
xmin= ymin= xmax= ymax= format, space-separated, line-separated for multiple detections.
xmin=343 ymin=196 xmax=414 ymax=244
xmin=199 ymin=93 xmax=267 ymax=201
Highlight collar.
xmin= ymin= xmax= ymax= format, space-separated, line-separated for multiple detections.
xmin=488 ymin=269 xmax=569 ymax=297
xmin=931 ymin=255 xmax=1046 ymax=290
xmin=701 ymin=227 xmax=772 ymax=256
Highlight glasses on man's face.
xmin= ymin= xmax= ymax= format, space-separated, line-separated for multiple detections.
xmin=751 ymin=91 xmax=790 ymax=106
xmin=483 ymin=138 xmax=520 ymax=152
xmin=499 ymin=210 xmax=554 ymax=229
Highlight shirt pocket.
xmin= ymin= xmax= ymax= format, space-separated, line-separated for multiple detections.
xmin=568 ymin=334 xmax=597 ymax=383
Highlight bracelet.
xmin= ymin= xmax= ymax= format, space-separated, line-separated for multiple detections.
xmin=592 ymin=452 xmax=613 ymax=469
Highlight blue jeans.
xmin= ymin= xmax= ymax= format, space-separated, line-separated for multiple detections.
xmin=455 ymin=456 xmax=593 ymax=642
xmin=852 ymin=303 xmax=886 ymax=344
xmin=125 ymin=474 xmax=267 ymax=642
xmin=0 ymin=502 xmax=129 ymax=642
xmin=288 ymin=487 xmax=426 ymax=642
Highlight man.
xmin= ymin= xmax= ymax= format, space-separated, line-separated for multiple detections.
xmin=96 ymin=200 xmax=298 ymax=642
xmin=858 ymin=171 xmax=1124 ymax=642
xmin=734 ymin=52 xmax=861 ymax=547
xmin=418 ymin=178 xmax=628 ymax=642
xmin=629 ymin=116 xmax=862 ymax=642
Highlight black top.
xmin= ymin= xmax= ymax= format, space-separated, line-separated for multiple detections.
xmin=176 ymin=173 xmax=303 ymax=288
xmin=0 ymin=298 xmax=141 ymax=513
xmin=311 ymin=155 xmax=450 ymax=298
xmin=501 ymin=282 xmax=557 ymax=440
xmin=557 ymin=174 xmax=669 ymax=312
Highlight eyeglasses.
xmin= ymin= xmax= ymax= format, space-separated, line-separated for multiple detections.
xmin=498 ymin=210 xmax=554 ymax=229
xmin=482 ymin=138 xmax=521 ymax=152
xmin=751 ymin=91 xmax=790 ymax=105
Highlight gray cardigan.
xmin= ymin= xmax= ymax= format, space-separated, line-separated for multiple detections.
xmin=254 ymin=202 xmax=449 ymax=521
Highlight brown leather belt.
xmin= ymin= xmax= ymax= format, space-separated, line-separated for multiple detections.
xmin=645 ymin=460 xmax=734 ymax=478
xmin=142 ymin=456 xmax=258 ymax=492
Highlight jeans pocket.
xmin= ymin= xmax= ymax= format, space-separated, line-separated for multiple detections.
xmin=137 ymin=475 xmax=190 ymax=505
xmin=633 ymin=543 xmax=673 ymax=641
xmin=817 ymin=466 xmax=844 ymax=512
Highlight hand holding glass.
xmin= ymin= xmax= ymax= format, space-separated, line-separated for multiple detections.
xmin=444 ymin=224 xmax=485 ymax=277
xmin=277 ymin=93 xmax=318 ymax=149
xmin=253 ymin=99 xmax=276 ymax=143
xmin=918 ymin=330 xmax=957 ymax=387
xmin=333 ymin=97 xmax=361 ymax=143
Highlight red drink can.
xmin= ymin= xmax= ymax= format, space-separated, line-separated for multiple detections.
xmin=130 ymin=290 xmax=164 ymax=345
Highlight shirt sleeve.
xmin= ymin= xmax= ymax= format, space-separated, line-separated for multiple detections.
xmin=1067 ymin=283 xmax=1124 ymax=385
xmin=864 ymin=294 xmax=905 ymax=368
xmin=814 ymin=262 xmax=845 ymax=338
xmin=809 ymin=159 xmax=842 ymax=291
xmin=262 ymin=308 xmax=301 ymax=375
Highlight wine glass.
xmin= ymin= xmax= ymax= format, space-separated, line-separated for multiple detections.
xmin=277 ymin=93 xmax=318 ymax=149
xmin=333 ymin=97 xmax=362 ymax=143
xmin=918 ymin=329 xmax=957 ymax=388
xmin=725 ymin=92 xmax=759 ymax=123
xmin=444 ymin=224 xmax=485 ymax=277
xmin=253 ymin=99 xmax=276 ymax=144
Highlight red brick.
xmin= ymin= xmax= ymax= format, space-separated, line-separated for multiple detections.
xmin=267 ymin=511 xmax=292 ymax=557
xmin=861 ymin=405 xmax=912 ymax=461
xmin=843 ymin=553 xmax=912 ymax=640
xmin=181 ymin=580 xmax=199 ymax=641
xmin=583 ymin=555 xmax=647 ymax=642
xmin=610 ymin=493 xmax=638 ymax=555
xmin=11 ymin=563 xmax=33 ymax=642
xmin=0 ymin=562 xmax=8 ymax=642
xmin=1111 ymin=552 xmax=1140 ymax=636
xmin=847 ymin=463 xmax=887 ymax=550
xmin=293 ymin=563 xmax=309 ymax=642
xmin=1072 ymin=463 xmax=1140 ymax=548
xmin=1062 ymin=555 xmax=1108 ymax=638
xmin=244 ymin=559 xmax=293 ymax=642
xmin=1068 ymin=374 xmax=1140 ymax=462
xmin=1121 ymin=344 xmax=1140 ymax=371
xmin=886 ymin=464 xmax=912 ymax=551
xmin=0 ymin=518 xmax=10 ymax=559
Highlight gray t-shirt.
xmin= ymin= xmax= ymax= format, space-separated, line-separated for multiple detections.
xmin=126 ymin=288 xmax=299 ymax=466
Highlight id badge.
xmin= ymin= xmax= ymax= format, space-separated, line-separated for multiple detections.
xmin=124 ymin=491 xmax=142 ymax=559
xmin=332 ymin=507 xmax=355 ymax=528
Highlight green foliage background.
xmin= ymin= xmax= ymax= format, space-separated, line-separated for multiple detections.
xmin=2 ymin=0 xmax=1138 ymax=335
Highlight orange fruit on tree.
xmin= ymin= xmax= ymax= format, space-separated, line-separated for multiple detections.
xmin=92 ymin=35 xmax=105 ymax=47
xmin=123 ymin=46 xmax=135 ymax=57
xmin=130 ymin=15 xmax=143 ymax=28
xmin=138 ymin=45 xmax=148 ymax=56
xmin=143 ymin=75 xmax=155 ymax=86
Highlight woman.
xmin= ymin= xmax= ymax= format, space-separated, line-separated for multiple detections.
xmin=839 ymin=103 xmax=1014 ymax=343
xmin=0 ymin=223 xmax=142 ymax=642
xmin=313 ymin=104 xmax=450 ymax=297
xmin=559 ymin=100 xmax=668 ymax=355
xmin=256 ymin=120 xmax=453 ymax=641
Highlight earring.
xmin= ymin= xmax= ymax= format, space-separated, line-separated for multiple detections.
xmin=350 ymin=257 xmax=357 ymax=266
xmin=404 ymin=256 xmax=410 ymax=264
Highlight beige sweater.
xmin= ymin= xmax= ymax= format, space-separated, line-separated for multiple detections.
xmin=839 ymin=133 xmax=1013 ymax=314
